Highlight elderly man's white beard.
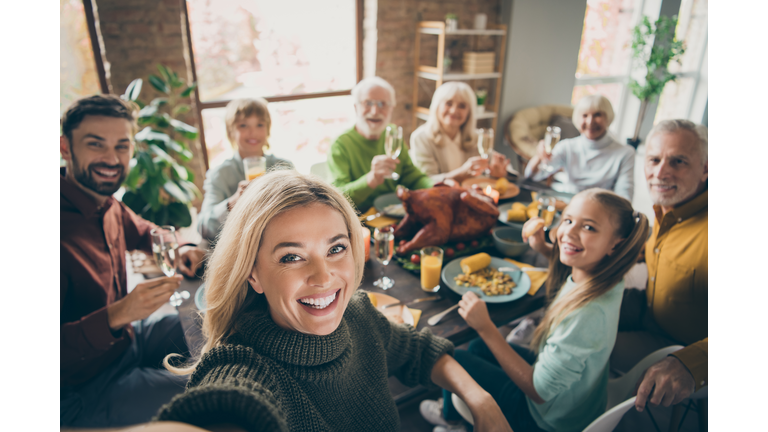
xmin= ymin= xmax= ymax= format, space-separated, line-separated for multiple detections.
xmin=356 ymin=116 xmax=389 ymax=139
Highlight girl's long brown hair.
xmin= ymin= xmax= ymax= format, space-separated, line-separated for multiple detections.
xmin=529 ymin=188 xmax=649 ymax=352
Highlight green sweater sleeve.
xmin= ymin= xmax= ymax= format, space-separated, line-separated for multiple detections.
xmin=358 ymin=293 xmax=454 ymax=389
xmin=154 ymin=346 xmax=289 ymax=431
xmin=155 ymin=384 xmax=289 ymax=432
xmin=327 ymin=137 xmax=374 ymax=208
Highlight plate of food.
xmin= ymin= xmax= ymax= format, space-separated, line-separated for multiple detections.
xmin=373 ymin=192 xmax=405 ymax=218
xmin=441 ymin=254 xmax=531 ymax=303
xmin=461 ymin=177 xmax=520 ymax=200
xmin=498 ymin=201 xmax=561 ymax=230
xmin=366 ymin=292 xmax=415 ymax=325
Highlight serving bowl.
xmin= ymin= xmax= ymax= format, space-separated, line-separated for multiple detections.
xmin=492 ymin=226 xmax=530 ymax=257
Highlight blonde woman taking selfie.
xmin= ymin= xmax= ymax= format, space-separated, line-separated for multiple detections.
xmin=156 ymin=171 xmax=511 ymax=432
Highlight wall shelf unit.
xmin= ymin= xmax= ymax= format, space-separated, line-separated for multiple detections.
xmin=411 ymin=21 xmax=507 ymax=132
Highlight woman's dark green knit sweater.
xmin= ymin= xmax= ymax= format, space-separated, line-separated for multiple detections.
xmin=155 ymin=291 xmax=454 ymax=431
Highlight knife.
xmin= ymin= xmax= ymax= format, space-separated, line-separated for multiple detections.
xmin=381 ymin=295 xmax=442 ymax=309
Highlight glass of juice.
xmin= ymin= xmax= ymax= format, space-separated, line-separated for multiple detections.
xmin=243 ymin=156 xmax=267 ymax=181
xmin=361 ymin=226 xmax=371 ymax=262
xmin=420 ymin=246 xmax=443 ymax=293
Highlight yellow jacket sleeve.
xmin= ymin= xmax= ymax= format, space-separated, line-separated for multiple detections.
xmin=670 ymin=338 xmax=707 ymax=391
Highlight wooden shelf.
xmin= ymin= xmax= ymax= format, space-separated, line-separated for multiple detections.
xmin=415 ymin=110 xmax=497 ymax=121
xmin=420 ymin=27 xmax=506 ymax=36
xmin=417 ymin=67 xmax=501 ymax=81
xmin=412 ymin=21 xmax=507 ymax=132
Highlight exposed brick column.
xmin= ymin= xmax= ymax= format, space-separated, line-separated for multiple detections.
xmin=92 ymin=0 xmax=206 ymax=208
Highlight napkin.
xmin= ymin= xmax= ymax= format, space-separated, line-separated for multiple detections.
xmin=410 ymin=308 xmax=422 ymax=327
xmin=504 ymin=258 xmax=547 ymax=296
xmin=360 ymin=207 xmax=399 ymax=229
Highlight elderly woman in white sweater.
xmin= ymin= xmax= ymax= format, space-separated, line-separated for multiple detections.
xmin=524 ymin=94 xmax=635 ymax=201
xmin=410 ymin=82 xmax=508 ymax=183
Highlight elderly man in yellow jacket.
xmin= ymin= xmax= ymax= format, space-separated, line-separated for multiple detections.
xmin=611 ymin=119 xmax=708 ymax=413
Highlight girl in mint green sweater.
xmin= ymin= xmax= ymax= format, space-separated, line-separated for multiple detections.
xmin=421 ymin=188 xmax=649 ymax=432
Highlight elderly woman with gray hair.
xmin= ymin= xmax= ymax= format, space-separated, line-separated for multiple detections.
xmin=524 ymin=94 xmax=635 ymax=201
xmin=410 ymin=82 xmax=509 ymax=183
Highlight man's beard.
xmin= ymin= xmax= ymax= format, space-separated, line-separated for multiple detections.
xmin=70 ymin=151 xmax=126 ymax=196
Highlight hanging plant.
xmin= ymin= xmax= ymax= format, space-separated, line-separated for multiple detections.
xmin=121 ymin=64 xmax=201 ymax=228
xmin=627 ymin=15 xmax=685 ymax=146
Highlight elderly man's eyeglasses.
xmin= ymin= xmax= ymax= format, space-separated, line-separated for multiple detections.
xmin=361 ymin=100 xmax=388 ymax=109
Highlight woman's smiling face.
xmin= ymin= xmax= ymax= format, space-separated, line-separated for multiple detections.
xmin=248 ymin=203 xmax=356 ymax=335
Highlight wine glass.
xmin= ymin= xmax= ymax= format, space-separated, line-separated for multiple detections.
xmin=476 ymin=128 xmax=494 ymax=176
xmin=372 ymin=226 xmax=395 ymax=290
xmin=537 ymin=126 xmax=561 ymax=174
xmin=150 ymin=225 xmax=190 ymax=307
xmin=384 ymin=125 xmax=403 ymax=180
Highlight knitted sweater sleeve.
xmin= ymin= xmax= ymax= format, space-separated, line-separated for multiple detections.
xmin=358 ymin=293 xmax=454 ymax=389
xmin=154 ymin=346 xmax=289 ymax=432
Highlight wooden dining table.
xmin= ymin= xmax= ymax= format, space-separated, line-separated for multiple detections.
xmin=165 ymin=179 xmax=566 ymax=404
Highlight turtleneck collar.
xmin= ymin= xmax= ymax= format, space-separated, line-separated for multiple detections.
xmin=229 ymin=296 xmax=352 ymax=367
xmin=582 ymin=132 xmax=614 ymax=150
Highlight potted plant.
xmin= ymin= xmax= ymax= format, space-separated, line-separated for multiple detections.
xmin=445 ymin=13 xmax=458 ymax=32
xmin=627 ymin=15 xmax=685 ymax=148
xmin=476 ymin=89 xmax=488 ymax=114
xmin=121 ymin=64 xmax=201 ymax=228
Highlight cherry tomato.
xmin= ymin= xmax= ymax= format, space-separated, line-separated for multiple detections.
xmin=399 ymin=239 xmax=407 ymax=247
xmin=470 ymin=240 xmax=479 ymax=248
xmin=445 ymin=248 xmax=455 ymax=258
xmin=431 ymin=251 xmax=440 ymax=257
xmin=410 ymin=254 xmax=420 ymax=264
xmin=456 ymin=243 xmax=466 ymax=251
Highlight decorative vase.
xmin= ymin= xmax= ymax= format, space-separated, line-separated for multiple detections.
xmin=446 ymin=18 xmax=458 ymax=32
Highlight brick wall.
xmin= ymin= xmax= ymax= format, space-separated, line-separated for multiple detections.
xmin=93 ymin=0 xmax=206 ymax=207
xmin=371 ymin=0 xmax=501 ymax=145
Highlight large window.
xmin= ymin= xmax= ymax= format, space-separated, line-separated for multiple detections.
xmin=571 ymin=0 xmax=642 ymax=136
xmin=654 ymin=0 xmax=708 ymax=123
xmin=185 ymin=0 xmax=360 ymax=173
xmin=60 ymin=0 xmax=102 ymax=115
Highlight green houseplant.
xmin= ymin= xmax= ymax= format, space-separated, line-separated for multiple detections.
xmin=627 ymin=15 xmax=685 ymax=147
xmin=121 ymin=64 xmax=201 ymax=228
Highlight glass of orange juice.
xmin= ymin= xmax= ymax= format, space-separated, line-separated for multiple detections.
xmin=244 ymin=156 xmax=267 ymax=181
xmin=420 ymin=247 xmax=443 ymax=293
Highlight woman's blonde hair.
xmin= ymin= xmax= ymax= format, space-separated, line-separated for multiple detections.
xmin=572 ymin=94 xmax=615 ymax=128
xmin=529 ymin=188 xmax=649 ymax=352
xmin=164 ymin=170 xmax=365 ymax=374
xmin=425 ymin=82 xmax=477 ymax=151
xmin=225 ymin=97 xmax=272 ymax=150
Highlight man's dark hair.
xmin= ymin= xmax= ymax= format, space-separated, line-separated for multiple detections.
xmin=61 ymin=94 xmax=138 ymax=143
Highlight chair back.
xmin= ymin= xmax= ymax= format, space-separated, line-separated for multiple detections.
xmin=309 ymin=161 xmax=330 ymax=182
xmin=505 ymin=104 xmax=574 ymax=162
xmin=451 ymin=393 xmax=474 ymax=426
xmin=582 ymin=396 xmax=637 ymax=432
xmin=606 ymin=345 xmax=684 ymax=410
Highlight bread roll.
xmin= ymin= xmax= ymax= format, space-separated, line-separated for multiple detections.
xmin=523 ymin=219 xmax=546 ymax=239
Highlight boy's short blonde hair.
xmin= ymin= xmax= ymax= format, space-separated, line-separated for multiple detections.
xmin=225 ymin=98 xmax=271 ymax=149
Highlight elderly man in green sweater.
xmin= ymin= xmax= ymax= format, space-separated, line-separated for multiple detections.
xmin=328 ymin=77 xmax=432 ymax=211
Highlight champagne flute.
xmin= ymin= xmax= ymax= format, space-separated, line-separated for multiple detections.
xmin=150 ymin=225 xmax=190 ymax=307
xmin=537 ymin=126 xmax=561 ymax=174
xmin=372 ymin=226 xmax=395 ymax=290
xmin=384 ymin=125 xmax=403 ymax=180
xmin=476 ymin=128 xmax=494 ymax=177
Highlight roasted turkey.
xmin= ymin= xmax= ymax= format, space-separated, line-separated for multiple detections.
xmin=393 ymin=184 xmax=499 ymax=255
